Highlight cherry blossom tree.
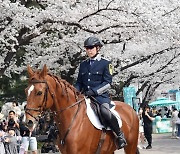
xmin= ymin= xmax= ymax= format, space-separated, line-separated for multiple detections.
xmin=0 ymin=0 xmax=179 ymax=102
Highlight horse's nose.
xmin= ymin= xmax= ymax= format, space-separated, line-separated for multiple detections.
xmin=28 ymin=120 xmax=33 ymax=123
xmin=28 ymin=120 xmax=34 ymax=124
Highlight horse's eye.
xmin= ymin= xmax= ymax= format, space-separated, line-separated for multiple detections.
xmin=37 ymin=91 xmax=42 ymax=96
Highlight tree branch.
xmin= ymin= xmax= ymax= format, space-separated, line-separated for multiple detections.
xmin=78 ymin=8 xmax=124 ymax=22
xmin=162 ymin=6 xmax=180 ymax=16
xmin=121 ymin=46 xmax=179 ymax=71
xmin=0 ymin=52 xmax=15 ymax=76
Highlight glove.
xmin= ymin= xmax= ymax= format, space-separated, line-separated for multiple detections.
xmin=85 ymin=90 xmax=95 ymax=97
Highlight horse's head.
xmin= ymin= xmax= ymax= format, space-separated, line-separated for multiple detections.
xmin=25 ymin=64 xmax=54 ymax=125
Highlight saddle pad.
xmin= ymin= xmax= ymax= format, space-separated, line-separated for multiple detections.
xmin=85 ymin=97 xmax=122 ymax=130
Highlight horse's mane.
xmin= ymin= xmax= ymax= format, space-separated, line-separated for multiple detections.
xmin=47 ymin=73 xmax=76 ymax=92
xmin=47 ymin=73 xmax=82 ymax=101
xmin=29 ymin=69 xmax=82 ymax=101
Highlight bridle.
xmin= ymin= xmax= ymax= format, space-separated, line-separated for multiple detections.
xmin=25 ymin=80 xmax=49 ymax=121
xmin=25 ymin=78 xmax=85 ymax=145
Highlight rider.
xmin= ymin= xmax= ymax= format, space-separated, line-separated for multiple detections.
xmin=75 ymin=36 xmax=127 ymax=149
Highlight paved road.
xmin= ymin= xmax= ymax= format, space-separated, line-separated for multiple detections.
xmin=39 ymin=133 xmax=180 ymax=154
xmin=115 ymin=133 xmax=180 ymax=154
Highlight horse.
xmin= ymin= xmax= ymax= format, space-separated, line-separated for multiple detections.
xmin=25 ymin=64 xmax=139 ymax=154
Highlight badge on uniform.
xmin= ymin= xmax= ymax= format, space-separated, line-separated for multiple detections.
xmin=109 ymin=64 xmax=113 ymax=75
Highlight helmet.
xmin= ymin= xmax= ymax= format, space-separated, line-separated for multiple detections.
xmin=84 ymin=36 xmax=103 ymax=47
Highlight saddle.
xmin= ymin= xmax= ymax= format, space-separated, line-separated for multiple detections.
xmin=90 ymin=100 xmax=108 ymax=129
xmin=85 ymin=97 xmax=122 ymax=130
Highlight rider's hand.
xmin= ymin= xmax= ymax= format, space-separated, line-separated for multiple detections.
xmin=85 ymin=90 xmax=95 ymax=97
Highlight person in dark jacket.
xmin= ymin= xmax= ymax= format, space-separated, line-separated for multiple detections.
xmin=142 ymin=105 xmax=155 ymax=149
xmin=75 ymin=36 xmax=126 ymax=149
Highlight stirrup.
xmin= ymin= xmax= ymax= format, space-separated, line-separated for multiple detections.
xmin=116 ymin=137 xmax=127 ymax=149
xmin=116 ymin=133 xmax=127 ymax=149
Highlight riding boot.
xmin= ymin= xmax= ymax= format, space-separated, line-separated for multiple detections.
xmin=100 ymin=103 xmax=127 ymax=149
xmin=116 ymin=131 xmax=127 ymax=149
xmin=108 ymin=114 xmax=127 ymax=149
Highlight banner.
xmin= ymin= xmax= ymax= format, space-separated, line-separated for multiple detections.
xmin=123 ymin=87 xmax=136 ymax=108
xmin=176 ymin=91 xmax=180 ymax=110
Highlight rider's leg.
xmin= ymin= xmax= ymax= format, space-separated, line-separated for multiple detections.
xmin=100 ymin=103 xmax=127 ymax=149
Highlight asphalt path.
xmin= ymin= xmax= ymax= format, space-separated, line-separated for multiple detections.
xmin=39 ymin=133 xmax=180 ymax=154
xmin=115 ymin=133 xmax=180 ymax=154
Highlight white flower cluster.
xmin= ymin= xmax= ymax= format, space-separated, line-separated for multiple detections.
xmin=0 ymin=0 xmax=179 ymax=92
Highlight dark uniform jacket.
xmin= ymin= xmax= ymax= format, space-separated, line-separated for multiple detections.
xmin=75 ymin=54 xmax=112 ymax=104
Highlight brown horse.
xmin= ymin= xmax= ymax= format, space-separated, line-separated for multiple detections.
xmin=25 ymin=65 xmax=139 ymax=154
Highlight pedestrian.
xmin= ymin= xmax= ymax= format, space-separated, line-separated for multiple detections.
xmin=0 ymin=113 xmax=6 ymax=131
xmin=138 ymin=107 xmax=145 ymax=149
xmin=4 ymin=127 xmax=18 ymax=154
xmin=176 ymin=111 xmax=180 ymax=138
xmin=171 ymin=107 xmax=178 ymax=138
xmin=11 ymin=101 xmax=21 ymax=118
xmin=75 ymin=36 xmax=126 ymax=149
xmin=20 ymin=120 xmax=37 ymax=154
xmin=0 ymin=129 xmax=5 ymax=154
xmin=0 ymin=112 xmax=6 ymax=154
xmin=7 ymin=110 xmax=20 ymax=136
xmin=142 ymin=105 xmax=155 ymax=149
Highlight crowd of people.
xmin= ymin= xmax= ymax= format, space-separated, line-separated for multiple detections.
xmin=0 ymin=101 xmax=59 ymax=154
xmin=137 ymin=105 xmax=180 ymax=150
xmin=0 ymin=101 xmax=38 ymax=154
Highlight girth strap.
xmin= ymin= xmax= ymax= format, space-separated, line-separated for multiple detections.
xmin=95 ymin=128 xmax=106 ymax=154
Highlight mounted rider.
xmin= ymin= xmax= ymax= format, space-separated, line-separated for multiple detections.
xmin=75 ymin=36 xmax=127 ymax=149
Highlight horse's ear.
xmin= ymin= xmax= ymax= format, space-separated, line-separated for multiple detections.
xmin=27 ymin=65 xmax=34 ymax=78
xmin=40 ymin=64 xmax=48 ymax=78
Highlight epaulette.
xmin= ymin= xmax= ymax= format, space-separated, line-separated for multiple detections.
xmin=101 ymin=57 xmax=111 ymax=62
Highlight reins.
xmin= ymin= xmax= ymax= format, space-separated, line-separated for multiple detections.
xmin=60 ymin=100 xmax=82 ymax=145
xmin=50 ymin=91 xmax=85 ymax=145
xmin=56 ymin=97 xmax=85 ymax=114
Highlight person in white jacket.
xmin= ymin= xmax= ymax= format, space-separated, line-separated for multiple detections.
xmin=171 ymin=108 xmax=179 ymax=138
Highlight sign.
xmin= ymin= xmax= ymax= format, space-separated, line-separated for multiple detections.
xmin=123 ymin=87 xmax=136 ymax=108
xmin=176 ymin=91 xmax=180 ymax=110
